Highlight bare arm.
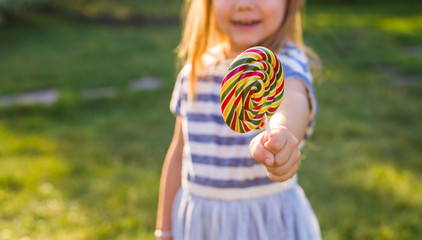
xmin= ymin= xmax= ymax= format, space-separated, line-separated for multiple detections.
xmin=250 ymin=78 xmax=311 ymax=182
xmin=156 ymin=117 xmax=184 ymax=238
xmin=270 ymin=77 xmax=310 ymax=140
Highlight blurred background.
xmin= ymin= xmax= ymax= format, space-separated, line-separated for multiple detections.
xmin=0 ymin=0 xmax=421 ymax=239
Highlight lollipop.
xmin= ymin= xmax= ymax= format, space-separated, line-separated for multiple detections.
xmin=220 ymin=46 xmax=284 ymax=134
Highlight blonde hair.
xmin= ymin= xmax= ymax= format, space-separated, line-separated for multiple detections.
xmin=177 ymin=0 xmax=320 ymax=98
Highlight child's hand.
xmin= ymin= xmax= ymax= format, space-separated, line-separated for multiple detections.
xmin=249 ymin=127 xmax=301 ymax=182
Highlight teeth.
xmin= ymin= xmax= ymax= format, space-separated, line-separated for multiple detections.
xmin=234 ymin=20 xmax=259 ymax=25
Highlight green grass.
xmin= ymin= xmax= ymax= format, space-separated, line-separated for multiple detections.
xmin=300 ymin=2 xmax=422 ymax=239
xmin=0 ymin=12 xmax=179 ymax=240
xmin=0 ymin=2 xmax=422 ymax=239
xmin=0 ymin=13 xmax=180 ymax=95
xmin=0 ymin=93 xmax=174 ymax=239
xmin=49 ymin=0 xmax=183 ymax=20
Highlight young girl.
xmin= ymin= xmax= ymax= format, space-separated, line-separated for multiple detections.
xmin=156 ymin=0 xmax=321 ymax=239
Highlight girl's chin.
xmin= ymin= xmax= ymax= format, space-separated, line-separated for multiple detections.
xmin=231 ymin=41 xmax=261 ymax=52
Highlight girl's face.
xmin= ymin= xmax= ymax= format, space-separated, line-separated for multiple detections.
xmin=213 ymin=0 xmax=287 ymax=55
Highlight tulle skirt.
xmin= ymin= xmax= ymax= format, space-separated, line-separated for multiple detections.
xmin=172 ymin=184 xmax=321 ymax=240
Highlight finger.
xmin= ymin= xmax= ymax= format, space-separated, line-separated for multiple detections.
xmin=263 ymin=127 xmax=289 ymax=155
xmin=267 ymin=148 xmax=301 ymax=176
xmin=267 ymin=161 xmax=300 ymax=182
xmin=270 ymin=134 xmax=299 ymax=166
xmin=272 ymin=138 xmax=293 ymax=166
xmin=250 ymin=132 xmax=274 ymax=166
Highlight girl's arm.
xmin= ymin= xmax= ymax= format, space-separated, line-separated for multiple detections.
xmin=249 ymin=78 xmax=310 ymax=182
xmin=156 ymin=117 xmax=184 ymax=239
xmin=269 ymin=77 xmax=311 ymax=140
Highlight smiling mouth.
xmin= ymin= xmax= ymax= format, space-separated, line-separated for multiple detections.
xmin=232 ymin=20 xmax=261 ymax=26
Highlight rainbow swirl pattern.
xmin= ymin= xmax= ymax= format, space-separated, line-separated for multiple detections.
xmin=220 ymin=46 xmax=284 ymax=133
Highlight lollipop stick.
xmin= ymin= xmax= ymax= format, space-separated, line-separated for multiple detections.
xmin=264 ymin=114 xmax=272 ymax=136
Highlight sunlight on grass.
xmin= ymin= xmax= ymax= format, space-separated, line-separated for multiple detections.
xmin=312 ymin=10 xmax=422 ymax=35
xmin=345 ymin=161 xmax=422 ymax=239
xmin=0 ymin=125 xmax=57 ymax=156
xmin=313 ymin=13 xmax=375 ymax=28
xmin=350 ymin=162 xmax=421 ymax=207
xmin=377 ymin=16 xmax=422 ymax=34
xmin=0 ymin=125 xmax=91 ymax=240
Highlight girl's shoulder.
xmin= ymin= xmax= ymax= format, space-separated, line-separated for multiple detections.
xmin=278 ymin=42 xmax=313 ymax=84
xmin=200 ymin=45 xmax=233 ymax=78
xmin=203 ymin=44 xmax=226 ymax=64
xmin=278 ymin=42 xmax=309 ymax=65
xmin=175 ymin=63 xmax=191 ymax=84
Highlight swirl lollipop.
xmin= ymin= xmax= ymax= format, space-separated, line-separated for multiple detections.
xmin=220 ymin=46 xmax=284 ymax=134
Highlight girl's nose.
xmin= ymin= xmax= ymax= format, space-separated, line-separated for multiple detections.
xmin=234 ymin=0 xmax=255 ymax=11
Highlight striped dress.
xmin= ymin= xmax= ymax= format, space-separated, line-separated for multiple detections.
xmin=170 ymin=43 xmax=321 ymax=240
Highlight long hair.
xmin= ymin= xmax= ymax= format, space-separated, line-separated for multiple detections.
xmin=177 ymin=0 xmax=320 ymax=99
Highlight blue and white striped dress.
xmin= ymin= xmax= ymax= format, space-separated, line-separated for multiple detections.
xmin=170 ymin=43 xmax=321 ymax=240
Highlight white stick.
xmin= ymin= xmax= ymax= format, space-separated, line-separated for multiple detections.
xmin=264 ymin=114 xmax=272 ymax=136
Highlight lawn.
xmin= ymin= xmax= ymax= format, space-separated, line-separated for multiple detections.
xmin=0 ymin=1 xmax=421 ymax=239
